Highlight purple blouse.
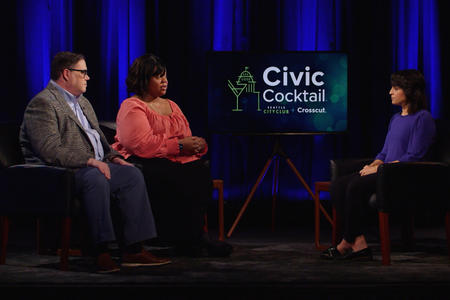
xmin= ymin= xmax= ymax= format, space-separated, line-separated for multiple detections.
xmin=375 ymin=110 xmax=435 ymax=162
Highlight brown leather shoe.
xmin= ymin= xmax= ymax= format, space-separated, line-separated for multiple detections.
xmin=97 ymin=253 xmax=120 ymax=273
xmin=122 ymin=249 xmax=171 ymax=267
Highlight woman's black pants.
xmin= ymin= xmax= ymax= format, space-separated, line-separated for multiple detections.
xmin=330 ymin=172 xmax=377 ymax=243
xmin=127 ymin=157 xmax=213 ymax=245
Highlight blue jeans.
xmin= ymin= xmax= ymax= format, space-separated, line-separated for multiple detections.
xmin=74 ymin=163 xmax=157 ymax=246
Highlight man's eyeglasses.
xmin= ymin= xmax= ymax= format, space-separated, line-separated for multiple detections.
xmin=68 ymin=68 xmax=88 ymax=77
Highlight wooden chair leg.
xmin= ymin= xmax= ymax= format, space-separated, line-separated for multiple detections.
xmin=59 ymin=217 xmax=71 ymax=271
xmin=313 ymin=181 xmax=333 ymax=250
xmin=213 ymin=179 xmax=225 ymax=241
xmin=314 ymin=189 xmax=321 ymax=249
xmin=378 ymin=212 xmax=391 ymax=265
xmin=203 ymin=214 xmax=209 ymax=233
xmin=216 ymin=181 xmax=225 ymax=242
xmin=446 ymin=211 xmax=450 ymax=259
xmin=0 ymin=216 xmax=9 ymax=264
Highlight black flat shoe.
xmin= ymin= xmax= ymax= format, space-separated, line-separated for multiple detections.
xmin=320 ymin=246 xmax=345 ymax=259
xmin=340 ymin=247 xmax=373 ymax=261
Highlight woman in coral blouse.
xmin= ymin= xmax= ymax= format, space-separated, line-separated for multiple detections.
xmin=112 ymin=53 xmax=231 ymax=257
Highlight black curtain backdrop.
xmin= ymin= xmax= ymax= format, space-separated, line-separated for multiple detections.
xmin=2 ymin=0 xmax=449 ymax=211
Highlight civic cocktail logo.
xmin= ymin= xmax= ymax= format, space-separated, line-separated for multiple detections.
xmin=227 ymin=65 xmax=330 ymax=115
xmin=227 ymin=67 xmax=261 ymax=112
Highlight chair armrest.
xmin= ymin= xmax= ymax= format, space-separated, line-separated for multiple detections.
xmin=0 ymin=164 xmax=78 ymax=216
xmin=330 ymin=158 xmax=372 ymax=182
xmin=375 ymin=161 xmax=449 ymax=212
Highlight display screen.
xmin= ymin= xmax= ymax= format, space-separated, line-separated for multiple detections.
xmin=207 ymin=52 xmax=348 ymax=134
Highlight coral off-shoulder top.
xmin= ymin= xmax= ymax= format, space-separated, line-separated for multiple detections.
xmin=112 ymin=97 xmax=207 ymax=164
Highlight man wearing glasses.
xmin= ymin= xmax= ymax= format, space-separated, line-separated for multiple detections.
xmin=19 ymin=51 xmax=170 ymax=273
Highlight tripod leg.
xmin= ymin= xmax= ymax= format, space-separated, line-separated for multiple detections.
xmin=285 ymin=158 xmax=315 ymax=199
xmin=272 ymin=157 xmax=280 ymax=232
xmin=314 ymin=188 xmax=321 ymax=249
xmin=227 ymin=157 xmax=274 ymax=238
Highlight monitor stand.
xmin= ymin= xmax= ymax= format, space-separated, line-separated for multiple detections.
xmin=227 ymin=136 xmax=316 ymax=238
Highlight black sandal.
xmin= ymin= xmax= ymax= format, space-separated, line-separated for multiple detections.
xmin=320 ymin=246 xmax=345 ymax=259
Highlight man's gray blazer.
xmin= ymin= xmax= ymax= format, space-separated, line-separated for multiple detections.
xmin=20 ymin=83 xmax=120 ymax=168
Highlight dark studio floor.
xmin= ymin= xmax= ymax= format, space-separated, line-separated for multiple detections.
xmin=1 ymin=200 xmax=449 ymax=299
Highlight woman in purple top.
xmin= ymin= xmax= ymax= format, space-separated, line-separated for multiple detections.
xmin=321 ymin=69 xmax=436 ymax=261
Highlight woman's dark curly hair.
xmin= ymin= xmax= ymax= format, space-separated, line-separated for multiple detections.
xmin=390 ymin=69 xmax=427 ymax=114
xmin=126 ymin=53 xmax=166 ymax=97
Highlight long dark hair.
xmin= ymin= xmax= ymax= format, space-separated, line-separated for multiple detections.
xmin=126 ymin=53 xmax=166 ymax=97
xmin=390 ymin=69 xmax=427 ymax=114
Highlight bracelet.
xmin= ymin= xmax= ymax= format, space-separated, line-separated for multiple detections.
xmin=178 ymin=142 xmax=183 ymax=153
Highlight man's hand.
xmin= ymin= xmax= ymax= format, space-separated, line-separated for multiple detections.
xmin=87 ymin=158 xmax=111 ymax=179
xmin=111 ymin=156 xmax=134 ymax=166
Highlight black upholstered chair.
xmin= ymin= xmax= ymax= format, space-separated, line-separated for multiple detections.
xmin=0 ymin=123 xmax=79 ymax=270
xmin=330 ymin=119 xmax=450 ymax=265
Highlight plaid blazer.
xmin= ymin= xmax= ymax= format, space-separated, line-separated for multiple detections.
xmin=20 ymin=83 xmax=120 ymax=168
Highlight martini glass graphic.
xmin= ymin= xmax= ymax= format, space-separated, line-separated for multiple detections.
xmin=228 ymin=80 xmax=246 ymax=111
